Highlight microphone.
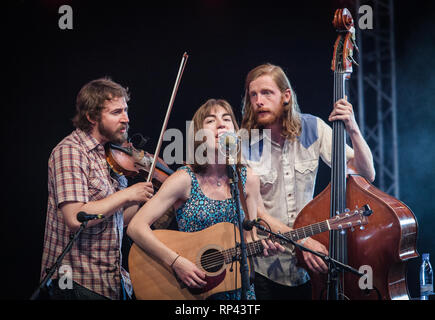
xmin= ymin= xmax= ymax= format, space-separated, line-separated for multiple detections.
xmin=243 ymin=218 xmax=262 ymax=231
xmin=218 ymin=132 xmax=239 ymax=160
xmin=76 ymin=211 xmax=105 ymax=223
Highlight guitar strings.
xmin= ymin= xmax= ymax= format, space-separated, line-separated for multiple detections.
xmin=196 ymin=242 xmax=264 ymax=270
xmin=196 ymin=220 xmax=330 ymax=270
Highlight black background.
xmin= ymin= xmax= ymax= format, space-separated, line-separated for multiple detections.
xmin=3 ymin=0 xmax=435 ymax=301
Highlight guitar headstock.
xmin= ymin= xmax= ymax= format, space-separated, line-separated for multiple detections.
xmin=328 ymin=204 xmax=373 ymax=231
xmin=331 ymin=8 xmax=358 ymax=75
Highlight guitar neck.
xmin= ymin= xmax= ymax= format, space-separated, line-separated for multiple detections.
xmin=283 ymin=220 xmax=330 ymax=242
xmin=222 ymin=220 xmax=330 ymax=261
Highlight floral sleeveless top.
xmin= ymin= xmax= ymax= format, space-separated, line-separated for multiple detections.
xmin=175 ymin=166 xmax=256 ymax=300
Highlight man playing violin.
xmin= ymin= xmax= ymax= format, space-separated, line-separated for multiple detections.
xmin=241 ymin=63 xmax=375 ymax=300
xmin=40 ymin=78 xmax=154 ymax=300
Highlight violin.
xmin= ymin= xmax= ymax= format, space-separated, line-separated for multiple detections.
xmin=105 ymin=141 xmax=173 ymax=189
xmin=105 ymin=141 xmax=175 ymax=230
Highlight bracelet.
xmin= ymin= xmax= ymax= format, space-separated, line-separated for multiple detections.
xmin=170 ymin=254 xmax=180 ymax=269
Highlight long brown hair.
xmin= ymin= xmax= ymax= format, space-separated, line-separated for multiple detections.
xmin=187 ymin=99 xmax=239 ymax=173
xmin=241 ymin=63 xmax=302 ymax=140
xmin=72 ymin=77 xmax=130 ymax=132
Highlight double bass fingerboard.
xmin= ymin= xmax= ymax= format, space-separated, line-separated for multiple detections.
xmin=329 ymin=68 xmax=349 ymax=300
xmin=330 ymin=71 xmax=348 ymax=265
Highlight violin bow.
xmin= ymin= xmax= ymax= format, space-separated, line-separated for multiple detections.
xmin=146 ymin=52 xmax=189 ymax=183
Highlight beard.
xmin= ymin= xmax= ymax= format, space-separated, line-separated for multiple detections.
xmin=255 ymin=106 xmax=284 ymax=127
xmin=98 ymin=121 xmax=129 ymax=145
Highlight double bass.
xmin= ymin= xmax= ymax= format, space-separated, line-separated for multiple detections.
xmin=293 ymin=8 xmax=418 ymax=300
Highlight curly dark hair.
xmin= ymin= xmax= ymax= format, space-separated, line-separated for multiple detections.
xmin=72 ymin=77 xmax=130 ymax=132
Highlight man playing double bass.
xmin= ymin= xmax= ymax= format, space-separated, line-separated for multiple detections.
xmin=240 ymin=63 xmax=375 ymax=300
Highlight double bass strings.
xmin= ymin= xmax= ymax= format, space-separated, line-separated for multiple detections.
xmin=330 ymin=70 xmax=349 ymax=270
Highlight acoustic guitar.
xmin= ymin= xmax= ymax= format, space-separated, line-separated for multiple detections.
xmin=129 ymin=205 xmax=371 ymax=300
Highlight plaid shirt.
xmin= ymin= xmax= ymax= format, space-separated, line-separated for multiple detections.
xmin=41 ymin=128 xmax=132 ymax=299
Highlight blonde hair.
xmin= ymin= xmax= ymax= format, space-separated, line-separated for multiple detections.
xmin=187 ymin=99 xmax=239 ymax=173
xmin=241 ymin=63 xmax=301 ymax=140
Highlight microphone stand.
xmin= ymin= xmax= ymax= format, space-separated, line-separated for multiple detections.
xmin=30 ymin=220 xmax=88 ymax=300
xmin=252 ymin=222 xmax=364 ymax=282
xmin=226 ymin=163 xmax=250 ymax=300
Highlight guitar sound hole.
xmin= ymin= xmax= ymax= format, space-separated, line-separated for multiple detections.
xmin=201 ymin=249 xmax=224 ymax=273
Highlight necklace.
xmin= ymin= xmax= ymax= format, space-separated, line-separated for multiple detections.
xmin=215 ymin=177 xmax=227 ymax=187
xmin=200 ymin=173 xmax=226 ymax=187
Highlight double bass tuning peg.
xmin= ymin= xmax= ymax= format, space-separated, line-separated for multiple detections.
xmin=347 ymin=53 xmax=359 ymax=67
